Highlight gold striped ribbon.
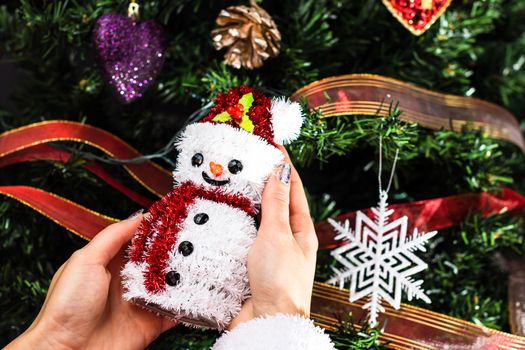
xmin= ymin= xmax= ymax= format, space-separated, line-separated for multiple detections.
xmin=291 ymin=74 xmax=525 ymax=152
xmin=312 ymin=282 xmax=525 ymax=349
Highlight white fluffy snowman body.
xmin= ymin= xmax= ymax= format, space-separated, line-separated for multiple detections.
xmin=122 ymin=198 xmax=257 ymax=328
xmin=121 ymin=88 xmax=303 ymax=330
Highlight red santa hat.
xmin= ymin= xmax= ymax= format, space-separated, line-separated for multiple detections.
xmin=200 ymin=86 xmax=303 ymax=146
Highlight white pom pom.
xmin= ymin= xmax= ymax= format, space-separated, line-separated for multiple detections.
xmin=270 ymin=97 xmax=304 ymax=145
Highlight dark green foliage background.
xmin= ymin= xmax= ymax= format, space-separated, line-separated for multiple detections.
xmin=1 ymin=0 xmax=525 ymax=348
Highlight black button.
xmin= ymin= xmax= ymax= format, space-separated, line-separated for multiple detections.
xmin=191 ymin=153 xmax=204 ymax=167
xmin=165 ymin=271 xmax=180 ymax=286
xmin=178 ymin=241 xmax=194 ymax=256
xmin=194 ymin=213 xmax=209 ymax=225
xmin=228 ymin=159 xmax=243 ymax=174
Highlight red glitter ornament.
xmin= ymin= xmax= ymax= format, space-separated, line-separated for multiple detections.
xmin=382 ymin=0 xmax=452 ymax=36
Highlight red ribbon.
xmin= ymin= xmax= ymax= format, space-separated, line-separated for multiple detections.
xmin=0 ymin=120 xmax=173 ymax=197
xmin=316 ymin=187 xmax=525 ymax=249
xmin=0 ymin=144 xmax=153 ymax=208
xmin=0 ymin=186 xmax=116 ymax=240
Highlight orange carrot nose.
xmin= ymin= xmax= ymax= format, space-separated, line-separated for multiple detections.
xmin=209 ymin=162 xmax=223 ymax=177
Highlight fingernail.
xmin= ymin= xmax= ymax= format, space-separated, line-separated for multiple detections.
xmin=277 ymin=163 xmax=291 ymax=185
xmin=126 ymin=209 xmax=144 ymax=220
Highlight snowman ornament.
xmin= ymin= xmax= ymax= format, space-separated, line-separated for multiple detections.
xmin=121 ymin=86 xmax=303 ymax=330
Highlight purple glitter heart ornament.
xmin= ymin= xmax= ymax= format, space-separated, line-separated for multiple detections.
xmin=93 ymin=13 xmax=164 ymax=103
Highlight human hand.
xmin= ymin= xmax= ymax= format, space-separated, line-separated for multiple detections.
xmin=6 ymin=214 xmax=176 ymax=350
xmin=229 ymin=148 xmax=318 ymax=329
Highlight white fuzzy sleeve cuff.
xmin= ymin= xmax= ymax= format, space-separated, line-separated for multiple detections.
xmin=211 ymin=314 xmax=335 ymax=350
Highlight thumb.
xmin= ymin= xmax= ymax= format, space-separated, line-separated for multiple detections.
xmin=83 ymin=213 xmax=144 ymax=265
xmin=260 ymin=163 xmax=292 ymax=233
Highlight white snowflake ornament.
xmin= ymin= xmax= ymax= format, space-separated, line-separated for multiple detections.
xmin=327 ymin=191 xmax=437 ymax=326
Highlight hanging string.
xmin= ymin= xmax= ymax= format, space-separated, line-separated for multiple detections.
xmin=378 ymin=135 xmax=400 ymax=196
xmin=54 ymin=88 xmax=283 ymax=168
xmin=128 ymin=0 xmax=140 ymax=21
xmin=60 ymin=101 xmax=213 ymax=168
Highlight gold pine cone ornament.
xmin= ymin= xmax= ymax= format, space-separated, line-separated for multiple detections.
xmin=211 ymin=1 xmax=281 ymax=69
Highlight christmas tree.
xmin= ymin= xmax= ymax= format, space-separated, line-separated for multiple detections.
xmin=1 ymin=0 xmax=525 ymax=348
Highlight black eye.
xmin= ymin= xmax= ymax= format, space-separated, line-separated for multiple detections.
xmin=178 ymin=241 xmax=194 ymax=256
xmin=191 ymin=153 xmax=204 ymax=167
xmin=194 ymin=213 xmax=209 ymax=225
xmin=165 ymin=271 xmax=180 ymax=286
xmin=228 ymin=159 xmax=243 ymax=174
